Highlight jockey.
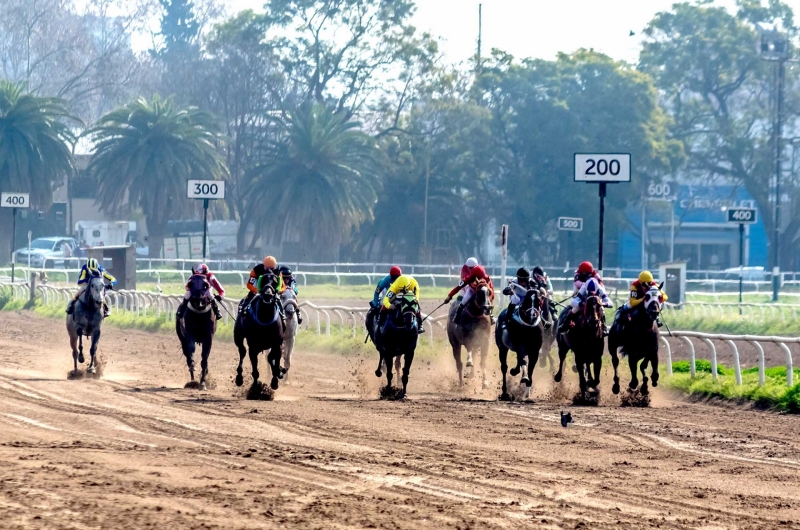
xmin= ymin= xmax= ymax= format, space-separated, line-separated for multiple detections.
xmin=501 ymin=267 xmax=531 ymax=329
xmin=278 ymin=265 xmax=302 ymax=324
xmin=615 ymin=270 xmax=667 ymax=329
xmin=241 ymin=256 xmax=281 ymax=312
xmin=572 ymin=261 xmax=603 ymax=295
xmin=559 ymin=277 xmax=613 ymax=334
xmin=381 ymin=274 xmax=425 ymax=334
xmin=366 ymin=266 xmax=403 ymax=339
xmin=445 ymin=260 xmax=495 ymax=324
xmin=66 ymin=258 xmax=116 ymax=318
xmin=532 ymin=265 xmax=555 ymax=327
xmin=176 ymin=263 xmax=225 ymax=320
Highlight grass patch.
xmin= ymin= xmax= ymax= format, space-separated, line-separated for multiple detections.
xmin=665 ymin=362 xmax=800 ymax=412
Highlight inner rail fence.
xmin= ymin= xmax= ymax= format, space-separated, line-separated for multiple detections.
xmin=2 ymin=281 xmax=797 ymax=390
xmin=7 ymin=265 xmax=800 ymax=296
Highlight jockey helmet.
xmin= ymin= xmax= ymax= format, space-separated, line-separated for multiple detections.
xmin=585 ymin=278 xmax=600 ymax=294
xmin=389 ymin=265 xmax=402 ymax=278
xmin=86 ymin=258 xmax=99 ymax=271
xmin=638 ymin=270 xmax=654 ymax=283
xmin=515 ymin=267 xmax=530 ymax=279
xmin=279 ymin=266 xmax=292 ymax=276
xmin=263 ymin=256 xmax=277 ymax=268
xmin=532 ymin=266 xmax=544 ymax=277
xmin=196 ymin=263 xmax=209 ymax=275
xmin=465 ymin=257 xmax=479 ymax=268
xmin=577 ymin=261 xmax=594 ymax=274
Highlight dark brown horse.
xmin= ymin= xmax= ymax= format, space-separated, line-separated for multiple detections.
xmin=446 ymin=280 xmax=493 ymax=388
xmin=554 ymin=295 xmax=606 ymax=397
xmin=496 ymin=288 xmax=543 ymax=400
xmin=608 ymin=285 xmax=663 ymax=395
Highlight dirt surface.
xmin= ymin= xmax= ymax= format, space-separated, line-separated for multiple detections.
xmin=0 ymin=312 xmax=799 ymax=529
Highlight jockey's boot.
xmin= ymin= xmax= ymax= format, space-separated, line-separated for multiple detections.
xmin=66 ymin=300 xmax=75 ymax=315
xmin=211 ymin=299 xmax=223 ymax=320
xmin=103 ymin=302 xmax=111 ymax=319
xmin=416 ymin=311 xmax=425 ymax=334
xmin=176 ymin=299 xmax=188 ymax=320
xmin=452 ymin=303 xmax=465 ymax=323
xmin=656 ymin=317 xmax=664 ymax=328
xmin=297 ymin=309 xmax=303 ymax=325
xmin=558 ymin=312 xmax=574 ymax=334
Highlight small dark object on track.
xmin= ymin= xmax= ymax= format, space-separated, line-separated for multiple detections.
xmin=247 ymin=381 xmax=275 ymax=401
xmin=498 ymin=392 xmax=514 ymax=402
xmin=561 ymin=411 xmax=574 ymax=427
xmin=621 ymin=389 xmax=651 ymax=408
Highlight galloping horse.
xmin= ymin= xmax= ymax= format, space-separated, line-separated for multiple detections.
xmin=608 ymin=285 xmax=663 ymax=395
xmin=554 ymin=295 xmax=607 ymax=396
xmin=66 ymin=273 xmax=106 ymax=375
xmin=496 ymin=288 xmax=544 ymax=400
xmin=234 ymin=276 xmax=286 ymax=391
xmin=447 ymin=280 xmax=493 ymax=388
xmin=373 ymin=292 xmax=419 ymax=399
xmin=176 ymin=274 xmax=217 ymax=389
xmin=280 ymin=287 xmax=299 ymax=380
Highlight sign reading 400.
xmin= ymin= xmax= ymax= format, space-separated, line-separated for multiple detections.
xmin=187 ymin=180 xmax=225 ymax=200
xmin=1 ymin=192 xmax=30 ymax=208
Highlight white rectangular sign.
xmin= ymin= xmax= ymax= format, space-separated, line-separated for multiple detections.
xmin=727 ymin=208 xmax=757 ymax=224
xmin=1 ymin=192 xmax=30 ymax=208
xmin=574 ymin=153 xmax=631 ymax=183
xmin=558 ymin=217 xmax=583 ymax=231
xmin=187 ymin=180 xmax=225 ymax=200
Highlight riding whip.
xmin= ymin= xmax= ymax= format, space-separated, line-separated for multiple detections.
xmin=420 ymin=300 xmax=449 ymax=324
xmin=217 ymin=299 xmax=236 ymax=320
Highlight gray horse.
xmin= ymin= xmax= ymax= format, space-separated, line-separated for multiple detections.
xmin=280 ymin=288 xmax=299 ymax=379
xmin=66 ymin=274 xmax=107 ymax=375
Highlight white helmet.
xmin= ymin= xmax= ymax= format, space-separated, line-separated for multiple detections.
xmin=465 ymin=257 xmax=479 ymax=268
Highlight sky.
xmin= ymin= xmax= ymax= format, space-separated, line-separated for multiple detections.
xmin=215 ymin=0 xmax=752 ymax=64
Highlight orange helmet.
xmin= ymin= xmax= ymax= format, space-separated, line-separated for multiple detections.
xmin=263 ymin=256 xmax=277 ymax=268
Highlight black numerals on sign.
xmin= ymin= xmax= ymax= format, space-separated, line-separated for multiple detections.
xmin=194 ymin=183 xmax=219 ymax=196
xmin=4 ymin=195 xmax=25 ymax=206
xmin=585 ymin=159 xmax=621 ymax=176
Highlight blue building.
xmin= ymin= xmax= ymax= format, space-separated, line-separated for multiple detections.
xmin=618 ymin=183 xmax=768 ymax=271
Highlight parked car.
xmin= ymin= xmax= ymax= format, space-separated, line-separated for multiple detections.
xmin=13 ymin=237 xmax=80 ymax=269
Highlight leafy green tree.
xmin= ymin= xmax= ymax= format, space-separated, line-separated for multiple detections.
xmin=157 ymin=0 xmax=199 ymax=56
xmin=244 ymin=102 xmax=379 ymax=260
xmin=87 ymin=95 xmax=228 ymax=257
xmin=0 ymin=80 xmax=77 ymax=261
xmin=639 ymin=0 xmax=797 ymax=268
xmin=480 ymin=50 xmax=683 ymax=264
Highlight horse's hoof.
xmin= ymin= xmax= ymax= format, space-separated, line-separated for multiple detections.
xmin=629 ymin=381 xmax=638 ymax=391
xmin=612 ymin=383 xmax=620 ymax=395
xmin=235 ymin=374 xmax=244 ymax=387
xmin=510 ymin=366 xmax=520 ymax=377
xmin=521 ymin=377 xmax=530 ymax=387
xmin=554 ymin=373 xmax=562 ymax=383
xmin=200 ymin=382 xmax=207 ymax=391
xmin=375 ymin=369 xmax=382 ymax=378
xmin=88 ymin=367 xmax=96 ymax=375
xmin=641 ymin=385 xmax=649 ymax=395
xmin=78 ymin=353 xmax=85 ymax=364
xmin=466 ymin=360 xmax=474 ymax=368
xmin=498 ymin=392 xmax=513 ymax=402
xmin=571 ymin=365 xmax=578 ymax=373
xmin=270 ymin=377 xmax=279 ymax=391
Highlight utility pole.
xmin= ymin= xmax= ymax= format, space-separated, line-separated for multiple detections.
xmin=477 ymin=4 xmax=482 ymax=76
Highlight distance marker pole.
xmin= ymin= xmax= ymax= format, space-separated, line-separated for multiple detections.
xmin=202 ymin=199 xmax=209 ymax=259
xmin=598 ymin=182 xmax=607 ymax=272
xmin=10 ymin=208 xmax=16 ymax=284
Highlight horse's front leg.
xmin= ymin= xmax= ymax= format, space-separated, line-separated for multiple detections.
xmin=249 ymin=347 xmax=261 ymax=387
xmin=465 ymin=349 xmax=474 ymax=378
xmin=650 ymin=349 xmax=660 ymax=388
xmin=609 ymin=342 xmax=621 ymax=395
xmin=498 ymin=345 xmax=510 ymax=400
xmin=77 ymin=331 xmax=85 ymax=364
xmin=88 ymin=328 xmax=100 ymax=375
xmin=451 ymin=343 xmax=464 ymax=387
xmin=268 ymin=347 xmax=281 ymax=390
xmin=185 ymin=336 xmax=196 ymax=382
xmin=70 ymin=334 xmax=79 ymax=373
xmin=515 ymin=348 xmax=529 ymax=386
xmin=235 ymin=340 xmax=246 ymax=387
xmin=375 ymin=350 xmax=384 ymax=377
xmin=199 ymin=339 xmax=211 ymax=390
xmin=639 ymin=356 xmax=650 ymax=395
xmin=553 ymin=340 xmax=568 ymax=383
xmin=576 ymin=358 xmax=588 ymax=395
xmin=400 ymin=351 xmax=414 ymax=399
xmin=628 ymin=353 xmax=639 ymax=391
xmin=385 ymin=353 xmax=395 ymax=390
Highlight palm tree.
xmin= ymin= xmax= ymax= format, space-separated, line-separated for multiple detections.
xmin=244 ymin=103 xmax=380 ymax=260
xmin=0 ymin=80 xmax=77 ymax=261
xmin=87 ymin=96 xmax=228 ymax=258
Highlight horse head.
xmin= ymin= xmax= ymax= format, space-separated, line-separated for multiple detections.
xmin=87 ymin=273 xmax=105 ymax=308
xmin=281 ymin=287 xmax=298 ymax=318
xmin=642 ymin=285 xmax=663 ymax=323
xmin=188 ymin=274 xmax=210 ymax=312
xmin=473 ymin=280 xmax=492 ymax=316
xmin=516 ymin=288 xmax=542 ymax=327
xmin=259 ymin=275 xmax=278 ymax=304
xmin=583 ymin=295 xmax=606 ymax=338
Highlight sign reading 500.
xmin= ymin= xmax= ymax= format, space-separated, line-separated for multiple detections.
xmin=574 ymin=154 xmax=631 ymax=183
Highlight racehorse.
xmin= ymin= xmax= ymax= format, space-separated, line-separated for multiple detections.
xmin=66 ymin=273 xmax=106 ymax=375
xmin=608 ymin=285 xmax=663 ymax=395
xmin=447 ymin=280 xmax=493 ymax=388
xmin=496 ymin=288 xmax=543 ymax=400
xmin=234 ymin=276 xmax=286 ymax=391
xmin=554 ymin=295 xmax=606 ymax=397
xmin=537 ymin=290 xmax=557 ymax=368
xmin=175 ymin=274 xmax=216 ymax=390
xmin=373 ymin=292 xmax=419 ymax=399
xmin=280 ymin=287 xmax=299 ymax=380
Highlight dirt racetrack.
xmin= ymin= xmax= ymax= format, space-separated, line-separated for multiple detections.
xmin=0 ymin=312 xmax=799 ymax=529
